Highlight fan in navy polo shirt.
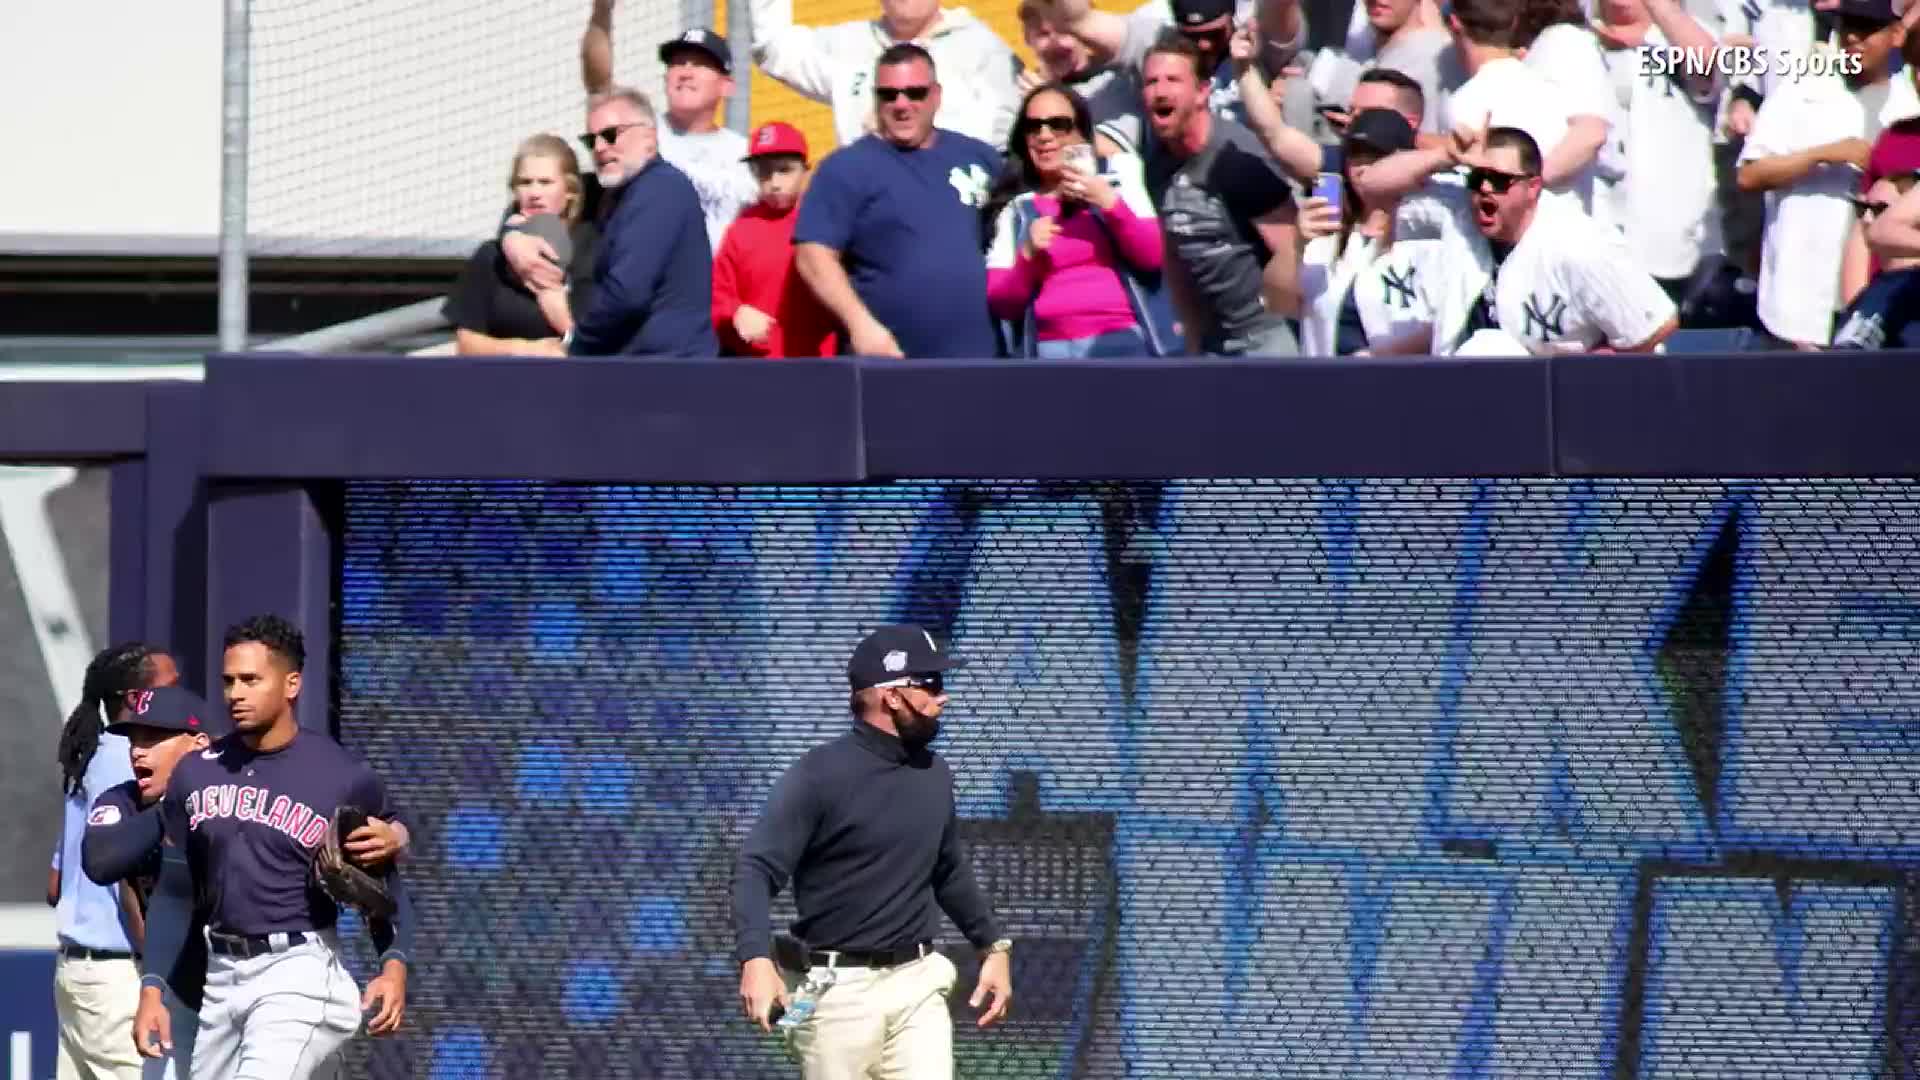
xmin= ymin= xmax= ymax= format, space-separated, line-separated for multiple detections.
xmin=795 ymin=43 xmax=1005 ymax=359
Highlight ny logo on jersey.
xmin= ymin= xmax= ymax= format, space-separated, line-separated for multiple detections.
xmin=1522 ymin=293 xmax=1568 ymax=339
xmin=1381 ymin=265 xmax=1419 ymax=309
xmin=949 ymin=164 xmax=992 ymax=208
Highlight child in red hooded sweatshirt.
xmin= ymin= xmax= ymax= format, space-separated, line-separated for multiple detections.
xmin=712 ymin=122 xmax=838 ymax=358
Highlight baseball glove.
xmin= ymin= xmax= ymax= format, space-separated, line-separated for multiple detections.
xmin=311 ymin=806 xmax=397 ymax=921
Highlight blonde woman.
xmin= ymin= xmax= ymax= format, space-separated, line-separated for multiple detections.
xmin=446 ymin=135 xmax=600 ymax=355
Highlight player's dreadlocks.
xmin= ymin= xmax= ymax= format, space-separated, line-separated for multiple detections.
xmin=58 ymin=642 xmax=166 ymax=797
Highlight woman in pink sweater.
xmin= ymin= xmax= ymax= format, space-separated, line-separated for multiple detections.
xmin=983 ymin=83 xmax=1166 ymax=358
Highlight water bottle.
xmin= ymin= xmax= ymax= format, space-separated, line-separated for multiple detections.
xmin=775 ymin=969 xmax=837 ymax=1030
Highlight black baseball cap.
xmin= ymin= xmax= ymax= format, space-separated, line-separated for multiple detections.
xmin=847 ymin=625 xmax=967 ymax=692
xmin=660 ymin=27 xmax=733 ymax=73
xmin=107 ymin=686 xmax=229 ymax=738
xmin=1345 ymin=108 xmax=1417 ymax=155
xmin=1174 ymin=0 xmax=1236 ymax=26
xmin=1833 ymin=0 xmax=1899 ymax=21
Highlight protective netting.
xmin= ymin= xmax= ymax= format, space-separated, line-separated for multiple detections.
xmin=247 ymin=0 xmax=708 ymax=259
xmin=334 ymin=478 xmax=1920 ymax=1078
xmin=244 ymin=0 xmax=1145 ymax=260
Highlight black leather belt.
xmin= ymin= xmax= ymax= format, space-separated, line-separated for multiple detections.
xmin=60 ymin=945 xmax=134 ymax=962
xmin=807 ymin=941 xmax=935 ymax=969
xmin=208 ymin=929 xmax=309 ymax=958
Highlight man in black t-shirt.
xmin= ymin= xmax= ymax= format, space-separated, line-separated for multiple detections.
xmin=1142 ymin=32 xmax=1303 ymax=355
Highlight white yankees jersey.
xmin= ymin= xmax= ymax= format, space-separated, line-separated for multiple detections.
xmin=1738 ymin=65 xmax=1887 ymax=345
xmin=1298 ymin=234 xmax=1438 ymax=355
xmin=1598 ymin=27 xmax=1722 ymax=278
xmin=1492 ymin=209 xmax=1677 ymax=354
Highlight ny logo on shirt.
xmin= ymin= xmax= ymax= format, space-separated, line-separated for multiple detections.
xmin=187 ymin=783 xmax=330 ymax=848
xmin=1522 ymin=293 xmax=1569 ymax=339
xmin=949 ymin=164 xmax=992 ymax=208
xmin=1381 ymin=265 xmax=1419 ymax=309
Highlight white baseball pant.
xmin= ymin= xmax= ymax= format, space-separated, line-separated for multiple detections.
xmin=190 ymin=930 xmax=360 ymax=1080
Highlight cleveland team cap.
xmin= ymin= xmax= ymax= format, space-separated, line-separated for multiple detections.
xmin=106 ymin=685 xmax=230 ymax=738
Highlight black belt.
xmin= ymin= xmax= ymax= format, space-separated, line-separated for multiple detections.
xmin=207 ymin=929 xmax=309 ymax=958
xmin=807 ymin=941 xmax=935 ymax=969
xmin=60 ymin=945 xmax=134 ymax=962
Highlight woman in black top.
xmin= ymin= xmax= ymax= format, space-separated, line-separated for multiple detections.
xmin=446 ymin=135 xmax=599 ymax=355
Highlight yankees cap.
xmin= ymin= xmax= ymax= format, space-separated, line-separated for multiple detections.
xmin=660 ymin=27 xmax=733 ymax=74
xmin=1833 ymin=0 xmax=1899 ymax=21
xmin=107 ymin=685 xmax=230 ymax=738
xmin=1344 ymin=108 xmax=1417 ymax=155
xmin=1173 ymin=0 xmax=1236 ymax=26
xmin=847 ymin=625 xmax=967 ymax=691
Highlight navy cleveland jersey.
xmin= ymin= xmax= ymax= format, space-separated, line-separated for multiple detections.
xmin=160 ymin=731 xmax=394 ymax=937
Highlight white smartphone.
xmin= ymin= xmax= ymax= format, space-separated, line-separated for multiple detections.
xmin=1064 ymin=143 xmax=1097 ymax=176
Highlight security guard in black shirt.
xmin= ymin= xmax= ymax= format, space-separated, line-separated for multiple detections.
xmin=733 ymin=624 xmax=1013 ymax=1077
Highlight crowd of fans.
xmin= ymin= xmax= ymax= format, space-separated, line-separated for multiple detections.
xmin=444 ymin=0 xmax=1920 ymax=359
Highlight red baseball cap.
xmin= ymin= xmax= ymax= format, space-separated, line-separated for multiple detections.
xmin=744 ymin=122 xmax=809 ymax=163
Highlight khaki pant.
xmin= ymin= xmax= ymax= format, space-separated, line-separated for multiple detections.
xmin=54 ymin=954 xmax=144 ymax=1080
xmin=786 ymin=952 xmax=958 ymax=1080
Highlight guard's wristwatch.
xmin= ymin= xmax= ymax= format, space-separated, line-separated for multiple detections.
xmin=984 ymin=938 xmax=1014 ymax=956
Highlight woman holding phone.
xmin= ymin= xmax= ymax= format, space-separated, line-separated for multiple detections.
xmin=1294 ymin=107 xmax=1449 ymax=356
xmin=982 ymin=82 xmax=1166 ymax=358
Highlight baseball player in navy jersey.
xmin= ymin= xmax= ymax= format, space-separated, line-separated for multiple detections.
xmin=84 ymin=685 xmax=414 ymax=1080
xmin=82 ymin=685 xmax=226 ymax=1080
xmin=132 ymin=615 xmax=416 ymax=1079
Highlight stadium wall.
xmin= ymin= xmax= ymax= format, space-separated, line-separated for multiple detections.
xmin=6 ymin=351 xmax=1920 ymax=1079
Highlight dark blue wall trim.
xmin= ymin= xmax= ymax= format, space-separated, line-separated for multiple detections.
xmin=200 ymin=353 xmax=866 ymax=483
xmin=1553 ymin=350 xmax=1920 ymax=477
xmin=0 ymin=381 xmax=150 ymax=458
xmin=860 ymin=356 xmax=1555 ymax=479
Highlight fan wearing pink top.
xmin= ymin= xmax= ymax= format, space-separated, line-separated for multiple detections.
xmin=983 ymin=82 xmax=1168 ymax=357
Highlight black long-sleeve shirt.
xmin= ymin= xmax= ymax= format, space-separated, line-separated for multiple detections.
xmin=732 ymin=722 xmax=1002 ymax=966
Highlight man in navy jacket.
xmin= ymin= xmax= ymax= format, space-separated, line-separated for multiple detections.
xmin=567 ymin=87 xmax=719 ymax=357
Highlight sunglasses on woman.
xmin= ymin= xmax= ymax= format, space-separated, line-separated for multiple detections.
xmin=1025 ymin=115 xmax=1078 ymax=136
